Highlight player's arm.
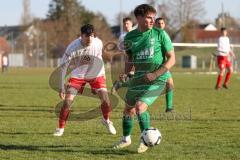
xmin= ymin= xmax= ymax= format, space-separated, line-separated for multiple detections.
xmin=59 ymin=50 xmax=72 ymax=99
xmin=118 ymin=53 xmax=134 ymax=81
xmin=145 ymin=50 xmax=175 ymax=82
xmin=156 ymin=31 xmax=175 ymax=74
xmin=125 ymin=54 xmax=134 ymax=74
xmin=145 ymin=31 xmax=175 ymax=82
xmin=229 ymin=43 xmax=236 ymax=59
xmin=229 ymin=50 xmax=236 ymax=59
xmin=155 ymin=49 xmax=175 ymax=75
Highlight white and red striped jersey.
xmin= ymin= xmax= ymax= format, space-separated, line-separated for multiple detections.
xmin=217 ymin=36 xmax=231 ymax=56
xmin=60 ymin=37 xmax=105 ymax=89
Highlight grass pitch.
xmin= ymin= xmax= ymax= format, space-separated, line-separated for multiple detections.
xmin=0 ymin=68 xmax=239 ymax=160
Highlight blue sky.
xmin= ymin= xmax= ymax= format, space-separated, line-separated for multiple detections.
xmin=0 ymin=0 xmax=239 ymax=26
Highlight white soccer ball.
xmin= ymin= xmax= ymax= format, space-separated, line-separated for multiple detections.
xmin=141 ymin=127 xmax=162 ymax=147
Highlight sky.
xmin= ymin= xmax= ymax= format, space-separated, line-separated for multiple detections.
xmin=0 ymin=0 xmax=239 ymax=27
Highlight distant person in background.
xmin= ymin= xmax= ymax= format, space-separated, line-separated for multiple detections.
xmin=155 ymin=17 xmax=165 ymax=29
xmin=155 ymin=17 xmax=174 ymax=112
xmin=215 ymin=27 xmax=236 ymax=90
xmin=119 ymin=17 xmax=133 ymax=45
xmin=2 ymin=54 xmax=9 ymax=73
xmin=112 ymin=17 xmax=134 ymax=93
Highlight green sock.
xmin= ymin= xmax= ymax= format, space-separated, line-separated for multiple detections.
xmin=166 ymin=90 xmax=173 ymax=109
xmin=137 ymin=111 xmax=150 ymax=132
xmin=122 ymin=115 xmax=134 ymax=136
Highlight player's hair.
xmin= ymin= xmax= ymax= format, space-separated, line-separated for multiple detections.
xmin=221 ymin=27 xmax=227 ymax=32
xmin=81 ymin=24 xmax=95 ymax=36
xmin=134 ymin=4 xmax=156 ymax=17
xmin=155 ymin=17 xmax=165 ymax=22
xmin=123 ymin=17 xmax=132 ymax=23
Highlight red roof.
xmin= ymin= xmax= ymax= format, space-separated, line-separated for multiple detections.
xmin=194 ymin=29 xmax=240 ymax=43
xmin=195 ymin=29 xmax=220 ymax=40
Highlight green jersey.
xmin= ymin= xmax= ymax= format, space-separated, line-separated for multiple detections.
xmin=123 ymin=27 xmax=174 ymax=106
xmin=124 ymin=27 xmax=173 ymax=81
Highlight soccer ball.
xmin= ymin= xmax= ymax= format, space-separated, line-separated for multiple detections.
xmin=141 ymin=127 xmax=162 ymax=147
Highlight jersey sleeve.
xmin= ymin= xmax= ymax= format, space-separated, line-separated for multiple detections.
xmin=217 ymin=37 xmax=223 ymax=51
xmin=160 ymin=30 xmax=174 ymax=53
xmin=97 ymin=38 xmax=103 ymax=57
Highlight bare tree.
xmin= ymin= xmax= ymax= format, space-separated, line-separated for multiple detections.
xmin=166 ymin=0 xmax=205 ymax=29
xmin=21 ymin=0 xmax=33 ymax=25
xmin=215 ymin=12 xmax=240 ymax=29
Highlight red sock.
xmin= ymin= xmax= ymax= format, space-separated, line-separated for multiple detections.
xmin=101 ymin=101 xmax=111 ymax=120
xmin=224 ymin=72 xmax=231 ymax=85
xmin=216 ymin=75 xmax=223 ymax=87
xmin=59 ymin=107 xmax=70 ymax=128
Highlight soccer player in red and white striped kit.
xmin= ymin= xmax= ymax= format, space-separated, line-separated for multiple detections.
xmin=53 ymin=24 xmax=116 ymax=136
xmin=215 ymin=27 xmax=236 ymax=90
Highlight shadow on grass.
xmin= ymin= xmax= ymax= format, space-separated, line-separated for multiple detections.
xmin=0 ymin=131 xmax=52 ymax=135
xmin=0 ymin=108 xmax=52 ymax=112
xmin=0 ymin=104 xmax=51 ymax=108
xmin=0 ymin=104 xmax=53 ymax=113
xmin=0 ymin=144 xmax=80 ymax=152
xmin=0 ymin=86 xmax=49 ymax=89
xmin=0 ymin=114 xmax=55 ymax=118
xmin=0 ymin=144 xmax=136 ymax=155
xmin=85 ymin=148 xmax=136 ymax=155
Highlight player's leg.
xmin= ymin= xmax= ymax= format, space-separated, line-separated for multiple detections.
xmin=114 ymin=104 xmax=135 ymax=149
xmin=165 ymin=77 xmax=174 ymax=112
xmin=90 ymin=76 xmax=116 ymax=134
xmin=223 ymin=61 xmax=233 ymax=89
xmin=215 ymin=56 xmax=225 ymax=89
xmin=135 ymin=100 xmax=154 ymax=153
xmin=54 ymin=87 xmax=78 ymax=136
xmin=135 ymin=101 xmax=151 ymax=153
xmin=135 ymin=101 xmax=150 ymax=133
xmin=2 ymin=65 xmax=5 ymax=73
xmin=136 ymin=82 xmax=166 ymax=153
xmin=114 ymin=89 xmax=137 ymax=149
xmin=54 ymin=78 xmax=85 ymax=136
xmin=97 ymin=89 xmax=117 ymax=135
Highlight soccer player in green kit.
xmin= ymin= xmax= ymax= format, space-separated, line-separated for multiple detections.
xmin=155 ymin=17 xmax=174 ymax=112
xmin=113 ymin=4 xmax=175 ymax=153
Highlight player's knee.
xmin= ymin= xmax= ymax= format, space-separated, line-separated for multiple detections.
xmin=166 ymin=82 xmax=174 ymax=90
xmin=135 ymin=101 xmax=147 ymax=114
xmin=124 ymin=107 xmax=135 ymax=116
xmin=63 ymin=99 xmax=73 ymax=109
xmin=227 ymin=67 xmax=233 ymax=73
xmin=219 ymin=69 xmax=225 ymax=75
xmin=101 ymin=100 xmax=111 ymax=111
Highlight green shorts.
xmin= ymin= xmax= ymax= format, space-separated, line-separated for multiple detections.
xmin=125 ymin=71 xmax=170 ymax=106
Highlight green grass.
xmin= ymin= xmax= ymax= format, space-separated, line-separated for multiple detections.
xmin=0 ymin=68 xmax=240 ymax=160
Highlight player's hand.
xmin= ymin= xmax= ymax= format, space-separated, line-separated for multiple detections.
xmin=119 ymin=73 xmax=128 ymax=82
xmin=144 ymin=72 xmax=157 ymax=82
xmin=59 ymin=89 xmax=66 ymax=100
xmin=232 ymin=53 xmax=236 ymax=60
xmin=230 ymin=51 xmax=236 ymax=60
